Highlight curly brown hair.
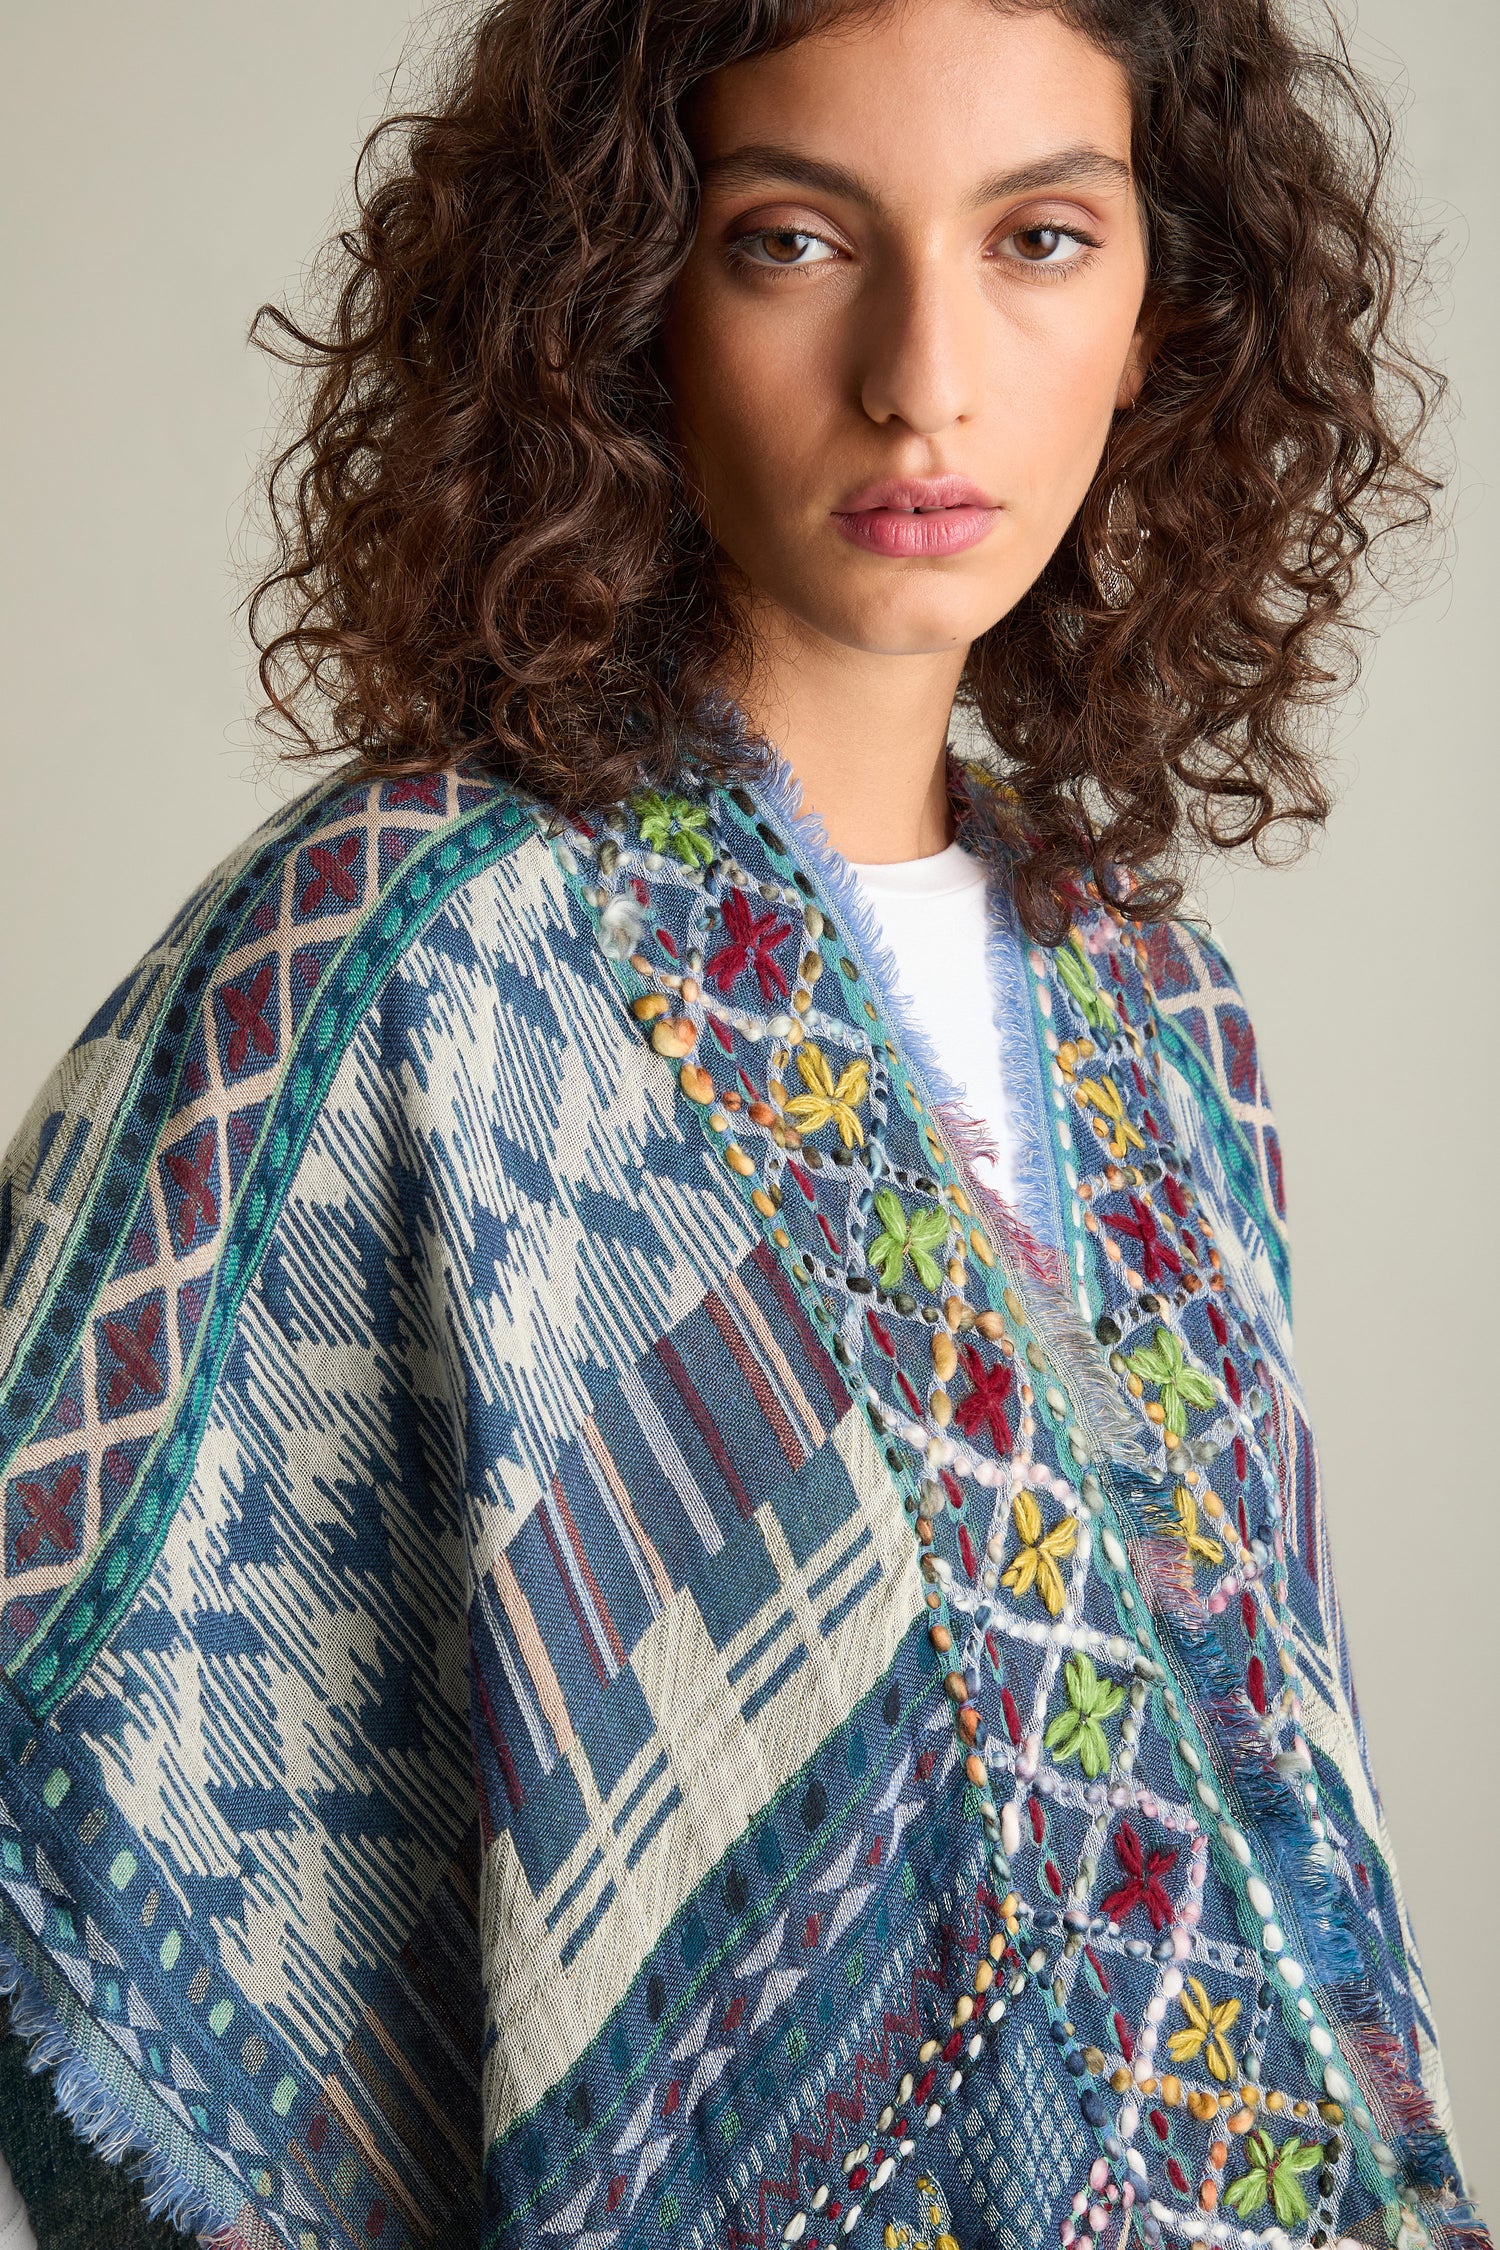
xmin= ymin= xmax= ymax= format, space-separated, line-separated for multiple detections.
xmin=248 ymin=0 xmax=1445 ymax=941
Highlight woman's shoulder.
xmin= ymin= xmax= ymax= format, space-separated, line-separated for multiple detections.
xmin=0 ymin=762 xmax=555 ymax=1364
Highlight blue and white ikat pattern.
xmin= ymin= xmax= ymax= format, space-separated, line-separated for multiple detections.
xmin=0 ymin=755 xmax=1482 ymax=2250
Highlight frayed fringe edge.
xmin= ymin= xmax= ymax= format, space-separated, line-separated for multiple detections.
xmin=745 ymin=746 xmax=983 ymax=1125
xmin=742 ymin=749 xmax=1042 ymax=1271
xmin=954 ymin=770 xmax=1064 ymax=1256
xmin=1429 ymin=2219 xmax=1494 ymax=2250
xmin=932 ymin=1096 xmax=1059 ymax=1288
xmin=744 ymin=742 xmax=1149 ymax=1472
xmin=947 ymin=769 xmax=1153 ymax=1468
xmin=1111 ymin=1486 xmax=1368 ymax=1986
xmin=1322 ymin=1977 xmax=1458 ymax=2191
xmin=1028 ymin=1284 xmax=1156 ymax=1471
xmin=0 ymin=1935 xmax=245 ymax=2247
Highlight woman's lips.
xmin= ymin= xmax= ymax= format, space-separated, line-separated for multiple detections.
xmin=830 ymin=476 xmax=1000 ymax=559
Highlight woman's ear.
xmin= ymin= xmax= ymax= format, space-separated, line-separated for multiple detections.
xmin=1116 ymin=304 xmax=1157 ymax=412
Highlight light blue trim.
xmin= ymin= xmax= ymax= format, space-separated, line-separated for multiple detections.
xmin=733 ymin=733 xmax=1143 ymax=1462
xmin=746 ymin=747 xmax=975 ymax=1116
xmin=0 ymin=1907 xmax=243 ymax=2244
xmin=744 ymin=744 xmax=1064 ymax=1254
xmin=976 ymin=860 xmax=1063 ymax=1254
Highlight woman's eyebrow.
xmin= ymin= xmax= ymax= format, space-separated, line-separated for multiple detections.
xmin=973 ymin=147 xmax=1132 ymax=203
xmin=698 ymin=143 xmax=1132 ymax=210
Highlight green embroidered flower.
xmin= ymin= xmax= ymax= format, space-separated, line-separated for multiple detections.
xmin=633 ymin=789 xmax=714 ymax=868
xmin=1043 ymin=1652 xmax=1124 ymax=1778
xmin=1223 ymin=2131 xmax=1322 ymax=2225
xmin=869 ymin=1189 xmax=949 ymax=1290
xmin=1056 ymin=932 xmax=1118 ymax=1030
xmin=1124 ymin=1325 xmax=1218 ymax=1439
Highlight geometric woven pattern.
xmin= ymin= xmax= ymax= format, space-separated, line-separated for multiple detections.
xmin=0 ymin=774 xmax=513 ymax=1694
xmin=947 ymin=2018 xmax=1090 ymax=2247
xmin=1141 ymin=920 xmax=1289 ymax=1309
xmin=512 ymin=756 xmax=1480 ymax=2250
xmin=0 ymin=751 xmax=1484 ymax=2250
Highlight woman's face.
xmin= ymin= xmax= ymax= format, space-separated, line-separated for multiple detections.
xmin=661 ymin=0 xmax=1150 ymax=662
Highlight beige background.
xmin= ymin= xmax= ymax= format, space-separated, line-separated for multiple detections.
xmin=1 ymin=0 xmax=1494 ymax=2204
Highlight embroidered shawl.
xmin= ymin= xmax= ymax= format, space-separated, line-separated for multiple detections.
xmin=0 ymin=753 xmax=1482 ymax=2250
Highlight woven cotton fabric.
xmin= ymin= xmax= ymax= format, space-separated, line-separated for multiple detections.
xmin=0 ymin=754 xmax=1483 ymax=2250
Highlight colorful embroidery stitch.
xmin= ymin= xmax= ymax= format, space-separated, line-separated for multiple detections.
xmin=0 ymin=751 xmax=1482 ymax=2250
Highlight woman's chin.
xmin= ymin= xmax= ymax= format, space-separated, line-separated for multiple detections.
xmin=788 ymin=590 xmax=1014 ymax=659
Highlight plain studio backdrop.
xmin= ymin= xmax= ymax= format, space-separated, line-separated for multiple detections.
xmin=1 ymin=0 xmax=1495 ymax=2209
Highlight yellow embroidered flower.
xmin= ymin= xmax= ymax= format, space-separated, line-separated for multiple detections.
xmin=999 ymin=1489 xmax=1078 ymax=1619
xmin=1167 ymin=1975 xmax=1241 ymax=2082
xmin=784 ymin=1043 xmax=869 ymax=1148
xmin=1074 ymin=1073 xmax=1146 ymax=1160
xmin=1163 ymin=1483 xmax=1223 ymax=1569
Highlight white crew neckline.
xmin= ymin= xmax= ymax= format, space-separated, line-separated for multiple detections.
xmin=843 ymin=841 xmax=1014 ymax=1205
xmin=846 ymin=839 xmax=987 ymax=900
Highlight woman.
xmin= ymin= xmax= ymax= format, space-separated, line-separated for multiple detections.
xmin=0 ymin=0 xmax=1482 ymax=2246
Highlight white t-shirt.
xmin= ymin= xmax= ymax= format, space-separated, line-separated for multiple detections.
xmin=0 ymin=2154 xmax=34 ymax=2250
xmin=847 ymin=840 xmax=1015 ymax=1206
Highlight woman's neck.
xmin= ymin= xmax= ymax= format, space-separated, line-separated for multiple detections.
xmin=730 ymin=605 xmax=967 ymax=864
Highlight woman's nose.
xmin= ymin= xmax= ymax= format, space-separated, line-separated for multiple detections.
xmin=855 ymin=253 xmax=983 ymax=436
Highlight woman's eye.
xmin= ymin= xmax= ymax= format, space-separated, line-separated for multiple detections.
xmin=998 ymin=224 xmax=1098 ymax=271
xmin=731 ymin=228 xmax=839 ymax=270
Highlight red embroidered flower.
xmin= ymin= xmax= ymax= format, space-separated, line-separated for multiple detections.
xmin=704 ymin=888 xmax=794 ymax=1004
xmin=953 ymin=1345 xmax=1014 ymax=1451
xmin=1106 ymin=1194 xmax=1183 ymax=1285
xmin=1101 ymin=1821 xmax=1178 ymax=1930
